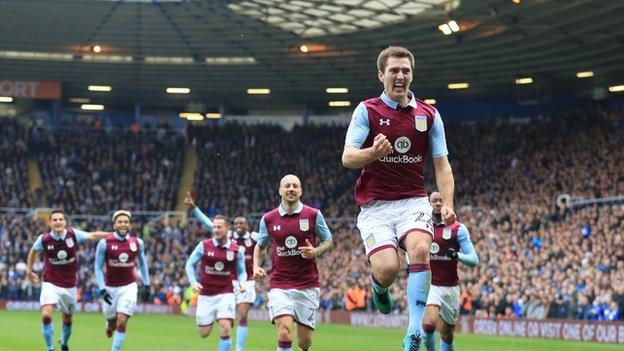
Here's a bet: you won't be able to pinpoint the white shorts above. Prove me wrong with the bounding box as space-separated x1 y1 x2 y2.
358 197 433 256
102 283 138 320
426 285 460 325
196 293 236 326
233 280 257 305
268 288 320 330
40 282 76 315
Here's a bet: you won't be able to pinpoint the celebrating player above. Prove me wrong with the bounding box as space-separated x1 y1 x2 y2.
185 215 247 351
342 46 456 350
423 192 479 351
26 209 108 351
253 174 333 351
94 210 150 351
228 216 258 351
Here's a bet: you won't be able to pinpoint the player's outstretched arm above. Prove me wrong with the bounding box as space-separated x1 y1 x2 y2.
185 191 214 232
86 231 110 241
456 224 479 267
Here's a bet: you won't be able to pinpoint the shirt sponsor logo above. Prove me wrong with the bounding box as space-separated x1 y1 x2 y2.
378 154 423 164
119 253 129 263
430 243 440 254
394 136 411 153
57 250 68 260
205 264 230 276
276 247 301 257
431 254 452 261
285 236 298 249
415 115 427 132
299 219 310 231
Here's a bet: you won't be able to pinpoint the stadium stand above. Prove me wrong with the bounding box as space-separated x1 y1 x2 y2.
0 105 623 322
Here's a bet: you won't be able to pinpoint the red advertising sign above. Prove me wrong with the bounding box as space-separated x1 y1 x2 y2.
0 79 61 99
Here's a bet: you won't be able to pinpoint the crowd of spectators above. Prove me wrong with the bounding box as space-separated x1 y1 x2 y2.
33 128 185 213
1 105 623 322
189 122 354 219
0 118 32 207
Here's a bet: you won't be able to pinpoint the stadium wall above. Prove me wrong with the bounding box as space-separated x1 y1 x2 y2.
3 300 622 344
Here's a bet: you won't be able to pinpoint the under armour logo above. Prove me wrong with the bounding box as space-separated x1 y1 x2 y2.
47 245 54 250
207 251 215 257
273 225 281 231
379 119 390 126
111 245 118 250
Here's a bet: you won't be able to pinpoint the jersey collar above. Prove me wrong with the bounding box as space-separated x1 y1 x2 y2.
380 91 417 110
278 201 304 217
114 232 129 241
49 229 67 241
212 237 231 248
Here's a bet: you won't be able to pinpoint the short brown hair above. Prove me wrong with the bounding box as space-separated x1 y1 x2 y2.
49 209 65 219
213 215 230 227
377 46 415 73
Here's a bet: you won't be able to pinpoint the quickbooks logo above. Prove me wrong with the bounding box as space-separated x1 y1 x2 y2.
379 154 423 164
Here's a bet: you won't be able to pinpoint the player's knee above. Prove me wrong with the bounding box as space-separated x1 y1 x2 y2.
423 323 436 334
374 264 399 286
62 315 72 325
42 315 52 325
238 315 248 326
197 328 211 338
220 323 232 337
116 324 126 333
408 241 430 262
277 324 292 341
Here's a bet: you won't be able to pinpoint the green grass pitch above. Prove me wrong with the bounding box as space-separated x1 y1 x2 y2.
0 310 620 351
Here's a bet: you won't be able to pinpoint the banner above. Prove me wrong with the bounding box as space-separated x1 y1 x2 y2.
0 79 61 99
460 316 624 344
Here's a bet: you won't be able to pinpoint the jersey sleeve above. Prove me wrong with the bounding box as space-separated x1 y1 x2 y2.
94 239 107 290
32 234 43 251
193 207 214 233
256 217 271 246
314 211 332 241
73 229 90 243
344 102 370 148
137 239 150 286
429 109 449 159
457 224 479 267
185 242 204 285
236 248 247 283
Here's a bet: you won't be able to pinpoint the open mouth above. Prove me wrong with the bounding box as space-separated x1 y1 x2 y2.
393 82 405 90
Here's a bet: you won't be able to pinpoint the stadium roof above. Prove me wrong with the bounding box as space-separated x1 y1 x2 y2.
0 0 623 111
